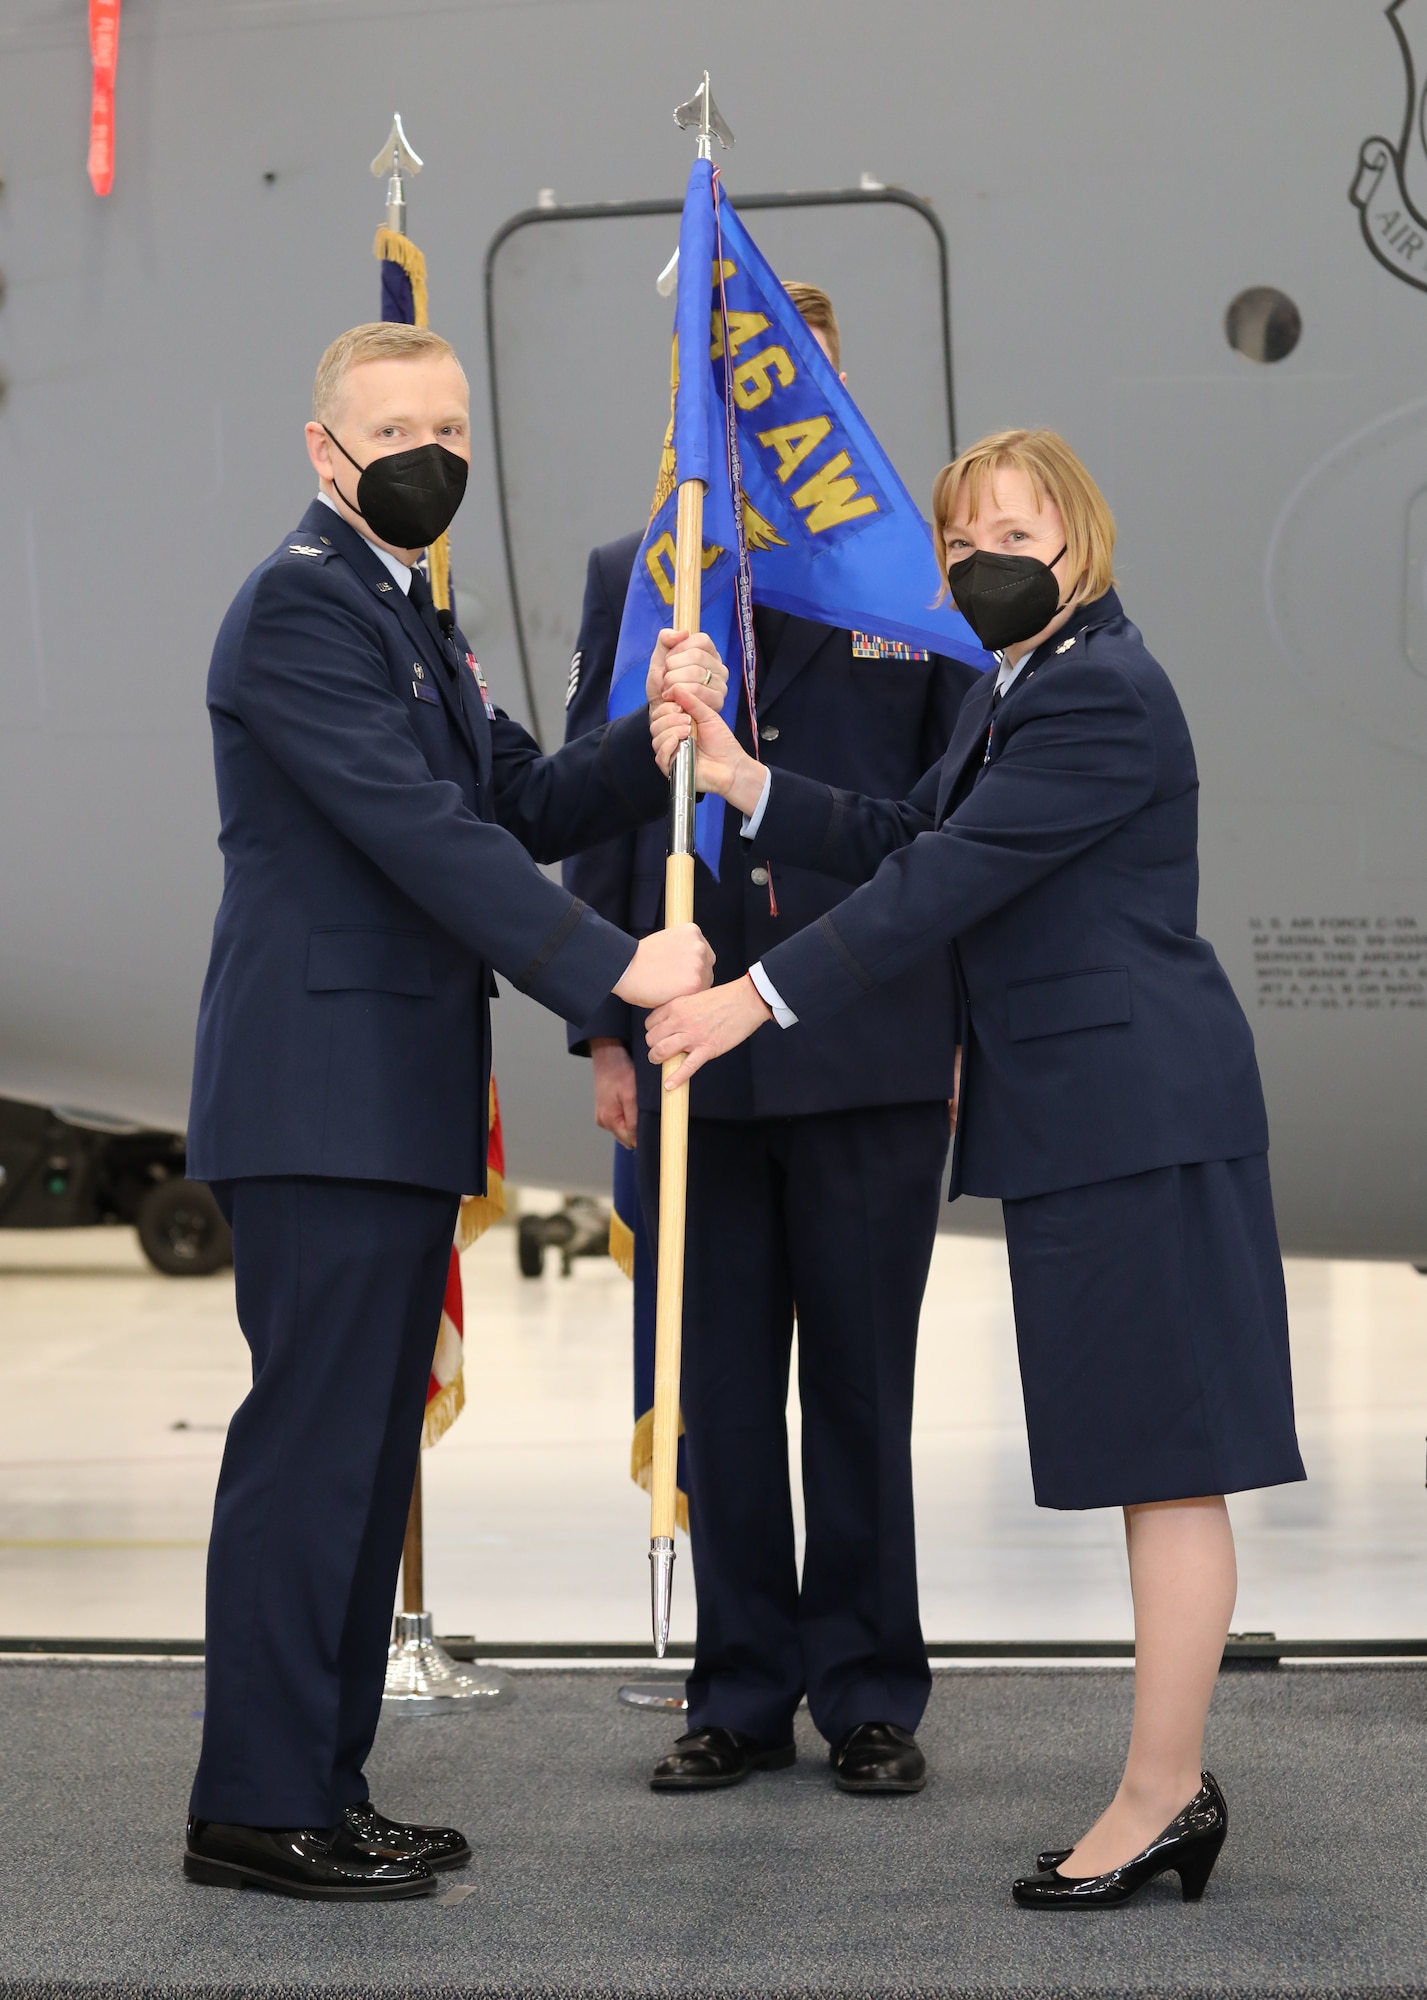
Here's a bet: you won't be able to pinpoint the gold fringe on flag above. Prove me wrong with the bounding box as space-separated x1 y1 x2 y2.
422 1370 465 1450
629 1407 689 1535
608 1204 636 1279
458 1077 506 1247
427 531 452 615
373 226 452 615
373 224 429 327
458 1173 504 1249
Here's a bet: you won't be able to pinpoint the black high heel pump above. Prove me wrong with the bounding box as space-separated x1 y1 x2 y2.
1012 1772 1227 1908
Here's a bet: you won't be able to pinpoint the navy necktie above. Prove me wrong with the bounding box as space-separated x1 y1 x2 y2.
408 568 455 676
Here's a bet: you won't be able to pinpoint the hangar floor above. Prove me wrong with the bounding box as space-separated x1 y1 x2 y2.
4 1658 1427 1999
1 1213 1424 1650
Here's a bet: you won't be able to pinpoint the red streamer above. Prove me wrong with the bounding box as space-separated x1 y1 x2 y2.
88 0 120 197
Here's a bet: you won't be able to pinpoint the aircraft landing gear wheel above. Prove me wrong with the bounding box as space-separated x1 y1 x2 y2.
517 1214 546 1279
136 1178 233 1276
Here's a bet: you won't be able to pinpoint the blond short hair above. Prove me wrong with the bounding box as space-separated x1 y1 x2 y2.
312 322 464 425
784 281 841 372
931 428 1116 605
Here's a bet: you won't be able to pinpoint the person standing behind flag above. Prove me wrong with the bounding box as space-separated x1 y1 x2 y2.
181 321 718 1901
564 285 981 1795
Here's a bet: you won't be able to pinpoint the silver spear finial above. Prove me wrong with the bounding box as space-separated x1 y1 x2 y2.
370 113 423 236
673 71 734 161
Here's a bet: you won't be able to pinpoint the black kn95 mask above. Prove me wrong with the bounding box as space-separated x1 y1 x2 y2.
947 544 1067 652
324 428 469 549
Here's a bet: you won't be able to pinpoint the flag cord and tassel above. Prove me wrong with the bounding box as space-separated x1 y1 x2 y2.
711 168 777 918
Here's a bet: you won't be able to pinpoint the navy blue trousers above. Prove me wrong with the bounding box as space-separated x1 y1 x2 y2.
637 1103 948 1744
191 1176 459 1826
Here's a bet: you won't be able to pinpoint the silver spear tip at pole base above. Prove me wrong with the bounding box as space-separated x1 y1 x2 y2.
650 1536 676 1656
673 72 734 160
370 113 423 235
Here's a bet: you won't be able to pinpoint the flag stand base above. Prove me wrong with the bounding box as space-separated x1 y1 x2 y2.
382 1611 514 1713
617 1678 688 1711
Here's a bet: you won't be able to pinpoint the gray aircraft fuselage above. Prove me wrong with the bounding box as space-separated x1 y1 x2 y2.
1 0 1423 1260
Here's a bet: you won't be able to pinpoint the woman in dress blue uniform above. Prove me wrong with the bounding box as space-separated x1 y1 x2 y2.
643 429 1306 1909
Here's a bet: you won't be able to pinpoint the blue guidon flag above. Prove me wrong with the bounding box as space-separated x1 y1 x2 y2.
608 156 992 876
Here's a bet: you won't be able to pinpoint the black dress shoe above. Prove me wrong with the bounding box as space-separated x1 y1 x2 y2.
1012 1771 1228 1908
344 1800 471 1870
650 1725 796 1790
830 1721 927 1794
183 1815 438 1899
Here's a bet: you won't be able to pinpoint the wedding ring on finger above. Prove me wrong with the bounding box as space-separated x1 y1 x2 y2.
702 668 713 685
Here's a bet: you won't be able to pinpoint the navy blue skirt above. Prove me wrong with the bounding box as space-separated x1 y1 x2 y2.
1001 1154 1306 1510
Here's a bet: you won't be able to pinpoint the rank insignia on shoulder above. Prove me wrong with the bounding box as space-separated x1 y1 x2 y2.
287 543 324 558
468 652 497 719
566 650 582 708
1054 636 1077 654
851 630 930 662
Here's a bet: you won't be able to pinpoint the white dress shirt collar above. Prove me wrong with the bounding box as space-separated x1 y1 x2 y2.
993 649 1030 698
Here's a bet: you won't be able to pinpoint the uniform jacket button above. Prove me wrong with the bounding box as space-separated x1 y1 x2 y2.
759 724 780 741
750 866 769 886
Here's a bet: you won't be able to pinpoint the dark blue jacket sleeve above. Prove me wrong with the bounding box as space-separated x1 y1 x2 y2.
561 539 647 1054
751 762 939 883
489 705 666 863
231 563 648 1025
759 658 1157 1025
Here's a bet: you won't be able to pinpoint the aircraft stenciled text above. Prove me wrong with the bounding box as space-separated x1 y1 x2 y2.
1250 915 1427 1009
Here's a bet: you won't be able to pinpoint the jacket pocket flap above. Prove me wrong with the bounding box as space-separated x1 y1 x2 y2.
1006 966 1131 1041
306 928 433 997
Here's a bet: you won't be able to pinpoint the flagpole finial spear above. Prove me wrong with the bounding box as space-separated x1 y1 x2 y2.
658 76 733 291
673 71 734 160
370 113 423 236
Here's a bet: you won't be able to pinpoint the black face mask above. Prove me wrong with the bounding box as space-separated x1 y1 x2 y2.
323 427 468 549
946 544 1067 652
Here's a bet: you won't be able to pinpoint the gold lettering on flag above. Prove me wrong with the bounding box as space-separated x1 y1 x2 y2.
756 416 834 485
792 450 880 533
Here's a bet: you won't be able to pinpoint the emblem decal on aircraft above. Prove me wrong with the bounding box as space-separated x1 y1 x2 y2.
1351 0 1427 291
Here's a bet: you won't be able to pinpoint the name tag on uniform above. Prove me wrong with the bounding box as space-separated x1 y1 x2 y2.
413 680 440 706
851 630 930 662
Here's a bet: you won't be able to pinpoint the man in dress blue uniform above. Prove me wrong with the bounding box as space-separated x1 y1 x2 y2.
563 287 980 1795
181 322 714 1900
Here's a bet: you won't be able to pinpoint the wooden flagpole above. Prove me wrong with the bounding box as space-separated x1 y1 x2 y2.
648 481 704 1652
648 72 733 1655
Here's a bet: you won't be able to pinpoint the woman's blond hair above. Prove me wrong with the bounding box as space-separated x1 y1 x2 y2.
931 428 1116 606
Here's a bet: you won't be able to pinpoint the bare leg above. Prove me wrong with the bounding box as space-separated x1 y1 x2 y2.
1062 1495 1236 1878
